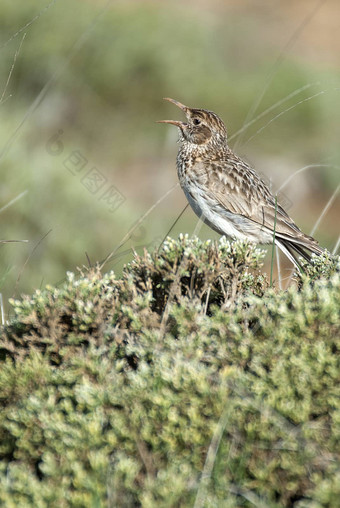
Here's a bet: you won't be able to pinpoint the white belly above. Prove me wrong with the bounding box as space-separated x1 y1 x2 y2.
182 184 272 244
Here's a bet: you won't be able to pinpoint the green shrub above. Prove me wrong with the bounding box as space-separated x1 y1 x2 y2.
0 237 339 507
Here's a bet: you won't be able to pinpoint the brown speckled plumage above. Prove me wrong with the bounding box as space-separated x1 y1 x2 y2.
159 98 325 270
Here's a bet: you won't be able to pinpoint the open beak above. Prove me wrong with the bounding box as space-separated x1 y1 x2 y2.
157 119 184 127
163 97 189 112
157 97 189 127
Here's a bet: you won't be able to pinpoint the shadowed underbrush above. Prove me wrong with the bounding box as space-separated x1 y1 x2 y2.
0 236 339 507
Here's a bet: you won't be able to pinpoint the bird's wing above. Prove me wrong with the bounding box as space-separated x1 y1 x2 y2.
196 155 321 249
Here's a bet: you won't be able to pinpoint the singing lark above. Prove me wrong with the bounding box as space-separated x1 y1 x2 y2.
159 97 325 270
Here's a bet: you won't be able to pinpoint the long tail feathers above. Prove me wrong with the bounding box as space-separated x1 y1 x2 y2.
275 237 325 273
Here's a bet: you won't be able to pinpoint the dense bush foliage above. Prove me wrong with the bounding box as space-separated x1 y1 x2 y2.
0 237 339 507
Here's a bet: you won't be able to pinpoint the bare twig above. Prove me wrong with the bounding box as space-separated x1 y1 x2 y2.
0 0 58 51
270 196 278 287
276 164 338 195
243 89 328 147
157 203 189 253
13 229 52 298
100 182 179 270
1 33 26 105
0 0 114 163
193 402 232 508
276 246 282 290
229 83 316 143
0 240 28 244
229 484 270 508
0 294 5 326
310 183 340 236
0 190 28 215
332 235 340 256
234 0 327 150
203 287 211 315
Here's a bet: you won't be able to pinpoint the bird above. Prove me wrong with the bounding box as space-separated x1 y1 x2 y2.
158 97 325 271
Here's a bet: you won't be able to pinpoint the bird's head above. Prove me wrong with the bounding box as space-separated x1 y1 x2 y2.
158 98 227 149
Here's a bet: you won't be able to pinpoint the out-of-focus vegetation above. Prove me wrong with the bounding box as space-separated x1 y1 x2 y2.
0 0 339 302
0 237 339 506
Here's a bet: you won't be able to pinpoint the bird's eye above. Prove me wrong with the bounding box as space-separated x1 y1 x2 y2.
193 118 201 125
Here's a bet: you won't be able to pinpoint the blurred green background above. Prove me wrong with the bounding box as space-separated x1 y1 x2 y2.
0 0 339 305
